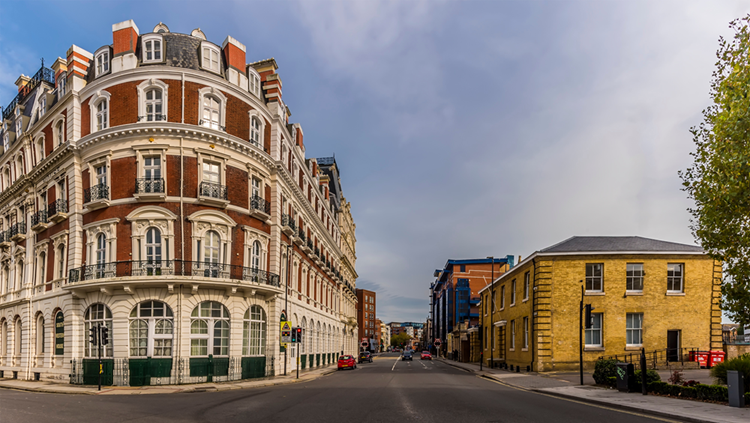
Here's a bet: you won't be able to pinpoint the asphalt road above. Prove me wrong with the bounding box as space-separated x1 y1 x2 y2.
0 353 674 423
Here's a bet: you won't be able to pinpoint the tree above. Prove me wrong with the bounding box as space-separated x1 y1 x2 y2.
681 15 750 326
390 333 411 348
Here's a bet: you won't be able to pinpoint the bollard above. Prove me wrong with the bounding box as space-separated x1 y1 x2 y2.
728 370 745 408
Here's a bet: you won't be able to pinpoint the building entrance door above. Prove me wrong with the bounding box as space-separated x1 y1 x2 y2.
667 330 680 362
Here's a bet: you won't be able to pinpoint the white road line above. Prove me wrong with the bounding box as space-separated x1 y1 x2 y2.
420 361 426 368
392 357 399 371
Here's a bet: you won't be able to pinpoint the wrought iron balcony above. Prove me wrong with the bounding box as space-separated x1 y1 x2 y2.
199 181 228 200
250 195 270 218
10 222 26 241
68 260 281 287
307 239 314 251
137 114 167 122
281 214 296 236
47 199 68 223
297 229 306 243
135 178 165 194
31 210 48 231
314 246 320 258
84 183 109 203
0 230 9 245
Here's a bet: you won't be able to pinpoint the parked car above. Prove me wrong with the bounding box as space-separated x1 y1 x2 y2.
338 355 357 370
402 352 413 361
420 351 432 360
358 351 373 363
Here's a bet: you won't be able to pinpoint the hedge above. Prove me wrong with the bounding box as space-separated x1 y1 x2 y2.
647 381 750 403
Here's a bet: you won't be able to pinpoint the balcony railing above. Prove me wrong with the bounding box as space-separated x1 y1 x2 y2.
297 229 306 243
135 178 165 194
314 247 320 258
68 260 281 287
84 183 109 203
199 181 227 200
0 231 8 244
137 114 167 122
31 210 48 226
281 214 297 232
307 239 313 251
9 222 26 237
48 199 68 216
250 195 270 215
3 65 54 121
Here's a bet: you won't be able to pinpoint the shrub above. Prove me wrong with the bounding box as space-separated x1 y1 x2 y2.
647 381 728 401
682 380 698 387
710 353 750 385
634 369 661 384
593 359 618 386
668 369 684 385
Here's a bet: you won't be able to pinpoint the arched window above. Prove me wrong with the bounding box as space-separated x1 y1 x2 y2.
190 302 229 357
14 318 22 358
56 120 64 146
96 99 108 131
144 227 162 275
37 252 46 285
242 305 266 356
36 137 45 163
129 301 173 357
250 117 261 147
16 260 24 287
144 89 163 121
202 95 220 130
36 315 44 355
57 244 65 280
251 241 261 270
0 319 7 364
301 318 307 355
85 304 112 357
3 264 9 293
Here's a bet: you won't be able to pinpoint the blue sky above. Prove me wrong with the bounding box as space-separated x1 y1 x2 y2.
1 0 748 323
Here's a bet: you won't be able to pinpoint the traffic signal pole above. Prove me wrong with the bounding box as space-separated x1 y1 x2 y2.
97 324 102 392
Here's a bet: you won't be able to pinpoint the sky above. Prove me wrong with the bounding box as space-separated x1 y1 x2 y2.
1 0 748 323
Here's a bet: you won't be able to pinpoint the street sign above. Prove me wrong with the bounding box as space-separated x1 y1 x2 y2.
434 339 442 346
280 321 292 344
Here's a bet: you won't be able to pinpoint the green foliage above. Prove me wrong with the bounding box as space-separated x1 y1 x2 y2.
647 381 730 401
679 15 750 326
634 369 661 384
710 353 750 384
390 333 411 348
593 359 618 386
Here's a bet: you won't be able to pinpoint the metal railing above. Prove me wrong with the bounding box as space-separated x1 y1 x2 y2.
68 260 281 287
31 210 48 227
297 229 306 243
598 347 701 369
250 195 270 215
281 214 296 232
135 178 165 194
84 183 109 203
307 239 314 251
137 114 167 122
48 199 68 216
0 231 8 243
9 222 26 237
199 181 227 200
314 247 320 258
3 65 54 121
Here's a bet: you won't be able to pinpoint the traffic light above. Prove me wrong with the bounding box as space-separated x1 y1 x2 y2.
295 327 302 343
290 327 298 343
89 326 98 346
101 326 109 345
584 304 594 329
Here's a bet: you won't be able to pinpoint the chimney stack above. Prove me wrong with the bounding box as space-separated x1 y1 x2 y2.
222 36 248 90
112 19 139 73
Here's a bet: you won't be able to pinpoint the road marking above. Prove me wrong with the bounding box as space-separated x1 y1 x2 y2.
392 357 399 371
477 375 680 423
420 361 426 368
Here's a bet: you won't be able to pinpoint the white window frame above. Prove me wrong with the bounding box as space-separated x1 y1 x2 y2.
248 111 265 148
137 79 169 122
141 34 164 64
523 317 529 349
510 319 515 350
187 210 236 265
57 73 66 99
51 230 69 282
88 90 111 134
82 218 119 269
53 117 65 147
627 263 644 292
126 206 177 265
35 136 45 164
242 226 269 271
243 305 267 356
200 42 221 74
585 313 603 348
129 300 174 358
35 244 48 286
190 301 230 357
15 119 22 136
510 279 516 306
248 68 261 98
585 263 603 292
84 304 113 357
132 145 168 195
39 96 46 119
94 47 111 77
667 263 684 293
626 313 643 347
523 271 530 301
198 87 226 131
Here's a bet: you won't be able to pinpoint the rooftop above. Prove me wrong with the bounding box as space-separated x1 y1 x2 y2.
540 236 704 253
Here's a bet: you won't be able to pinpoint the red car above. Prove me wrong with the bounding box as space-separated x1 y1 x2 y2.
338 355 357 370
421 351 432 360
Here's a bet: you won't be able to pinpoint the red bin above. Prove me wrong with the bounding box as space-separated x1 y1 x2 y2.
695 351 710 368
709 351 726 368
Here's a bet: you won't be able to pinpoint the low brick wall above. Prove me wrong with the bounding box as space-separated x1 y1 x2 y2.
723 343 750 360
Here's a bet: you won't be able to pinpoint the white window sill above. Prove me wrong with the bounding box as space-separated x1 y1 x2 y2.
521 348 528 352
585 291 605 296
625 345 642 351
625 291 643 296
522 298 529 303
510 303 516 307
666 292 685 296
509 348 515 352
584 346 604 351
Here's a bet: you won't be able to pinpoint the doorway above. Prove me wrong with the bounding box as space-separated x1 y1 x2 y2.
667 330 680 362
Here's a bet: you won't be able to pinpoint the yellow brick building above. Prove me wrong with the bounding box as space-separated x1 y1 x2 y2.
479 236 722 372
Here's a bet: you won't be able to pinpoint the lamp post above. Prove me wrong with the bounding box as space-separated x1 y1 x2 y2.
488 257 495 368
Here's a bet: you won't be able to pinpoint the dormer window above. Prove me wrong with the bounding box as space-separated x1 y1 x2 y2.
15 119 22 135
39 97 46 118
15 108 20 118
142 35 163 63
201 43 220 73
248 70 261 98
57 74 66 98
95 48 110 77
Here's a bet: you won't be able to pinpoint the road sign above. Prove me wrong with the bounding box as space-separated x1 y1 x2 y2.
280 321 292 344
434 339 442 346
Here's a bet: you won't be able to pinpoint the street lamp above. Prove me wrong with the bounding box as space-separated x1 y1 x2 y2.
487 256 495 369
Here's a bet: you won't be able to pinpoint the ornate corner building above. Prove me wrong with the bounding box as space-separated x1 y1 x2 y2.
0 20 358 385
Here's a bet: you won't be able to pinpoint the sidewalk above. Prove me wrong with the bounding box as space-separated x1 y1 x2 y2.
438 358 750 423
0 366 338 395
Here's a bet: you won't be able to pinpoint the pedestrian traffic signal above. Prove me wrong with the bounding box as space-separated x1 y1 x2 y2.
584 304 594 329
101 326 109 345
89 326 98 346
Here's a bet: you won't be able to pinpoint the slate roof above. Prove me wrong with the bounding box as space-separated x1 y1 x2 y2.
540 236 704 253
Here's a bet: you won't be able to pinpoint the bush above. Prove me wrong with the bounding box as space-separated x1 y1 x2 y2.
593 359 618 386
647 381 728 401
668 369 684 385
710 353 750 385
634 369 661 384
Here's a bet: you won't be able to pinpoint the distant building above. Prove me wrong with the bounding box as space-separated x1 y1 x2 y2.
479 236 722 371
356 289 377 352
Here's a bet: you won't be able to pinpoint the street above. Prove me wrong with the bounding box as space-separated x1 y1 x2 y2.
0 353 672 423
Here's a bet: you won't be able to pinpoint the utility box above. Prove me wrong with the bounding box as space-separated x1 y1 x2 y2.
728 370 745 408
616 362 635 393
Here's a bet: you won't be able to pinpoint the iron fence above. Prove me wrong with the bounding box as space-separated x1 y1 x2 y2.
251 195 270 215
70 355 277 386
9 222 26 237
598 347 700 369
68 260 280 287
31 210 48 227
135 178 165 194
84 183 109 203
3 65 54 121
